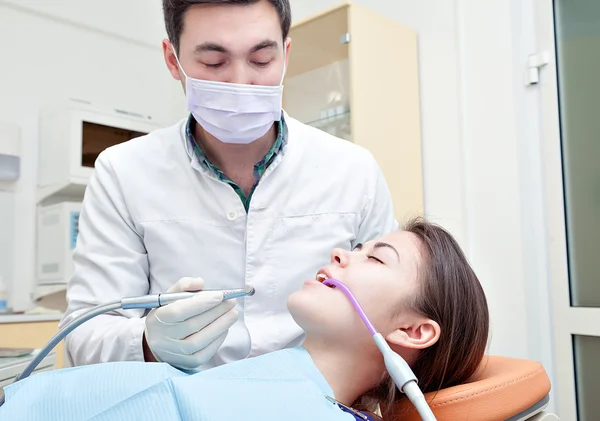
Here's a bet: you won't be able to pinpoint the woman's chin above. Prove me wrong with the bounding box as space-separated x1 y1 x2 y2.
288 290 336 331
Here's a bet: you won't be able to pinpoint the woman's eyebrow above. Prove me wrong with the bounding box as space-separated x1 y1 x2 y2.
373 242 400 261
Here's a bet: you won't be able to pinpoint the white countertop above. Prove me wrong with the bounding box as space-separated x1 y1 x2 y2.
0 350 57 387
0 313 63 324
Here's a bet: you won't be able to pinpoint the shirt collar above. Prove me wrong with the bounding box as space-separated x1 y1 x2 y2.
185 113 287 172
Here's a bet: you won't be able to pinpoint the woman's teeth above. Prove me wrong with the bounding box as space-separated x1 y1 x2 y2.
316 273 335 288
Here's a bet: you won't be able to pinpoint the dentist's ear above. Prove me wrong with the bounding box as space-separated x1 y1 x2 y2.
386 318 441 350
284 37 292 67
162 39 184 82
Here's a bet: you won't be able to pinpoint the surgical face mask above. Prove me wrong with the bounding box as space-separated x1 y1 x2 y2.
172 46 286 145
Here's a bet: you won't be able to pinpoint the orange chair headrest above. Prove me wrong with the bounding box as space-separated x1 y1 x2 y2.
392 355 551 421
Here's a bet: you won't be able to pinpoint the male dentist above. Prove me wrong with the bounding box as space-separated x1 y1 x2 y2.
60 0 398 371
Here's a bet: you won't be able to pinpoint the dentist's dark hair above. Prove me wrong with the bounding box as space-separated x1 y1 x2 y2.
356 218 490 420
162 0 292 53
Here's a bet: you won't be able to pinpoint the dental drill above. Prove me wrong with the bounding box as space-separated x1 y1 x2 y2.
323 278 437 421
0 286 255 408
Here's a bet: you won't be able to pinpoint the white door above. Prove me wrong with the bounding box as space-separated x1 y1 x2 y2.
536 1 600 420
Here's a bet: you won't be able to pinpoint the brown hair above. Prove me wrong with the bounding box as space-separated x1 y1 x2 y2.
162 0 292 53
357 218 490 419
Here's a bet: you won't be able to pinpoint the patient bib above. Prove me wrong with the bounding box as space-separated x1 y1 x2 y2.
0 347 358 421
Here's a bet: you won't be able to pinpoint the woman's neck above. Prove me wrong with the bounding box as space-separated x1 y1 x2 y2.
302 338 384 406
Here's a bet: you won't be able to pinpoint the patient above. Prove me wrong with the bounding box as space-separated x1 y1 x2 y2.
0 218 489 421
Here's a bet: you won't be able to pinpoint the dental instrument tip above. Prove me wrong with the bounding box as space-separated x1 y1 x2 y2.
244 285 255 296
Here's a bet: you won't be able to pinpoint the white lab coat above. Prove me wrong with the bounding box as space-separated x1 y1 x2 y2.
60 113 398 368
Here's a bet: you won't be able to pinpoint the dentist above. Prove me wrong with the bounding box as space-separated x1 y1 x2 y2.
60 0 398 371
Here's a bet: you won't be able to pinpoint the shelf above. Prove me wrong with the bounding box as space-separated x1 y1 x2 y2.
305 111 350 128
304 111 351 141
37 180 87 206
32 284 67 301
0 313 63 324
286 3 350 79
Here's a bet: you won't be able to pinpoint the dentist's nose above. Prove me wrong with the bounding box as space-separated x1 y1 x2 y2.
331 248 350 268
228 62 251 85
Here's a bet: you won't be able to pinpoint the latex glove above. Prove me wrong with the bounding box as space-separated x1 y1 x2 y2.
144 277 238 370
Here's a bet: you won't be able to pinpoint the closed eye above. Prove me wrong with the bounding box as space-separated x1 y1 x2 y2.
367 254 384 264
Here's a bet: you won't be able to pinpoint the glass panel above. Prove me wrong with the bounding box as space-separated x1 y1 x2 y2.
284 60 351 141
282 6 352 141
554 0 600 307
81 122 146 168
573 335 600 420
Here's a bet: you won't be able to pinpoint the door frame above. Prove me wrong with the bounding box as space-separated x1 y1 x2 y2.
535 1 600 420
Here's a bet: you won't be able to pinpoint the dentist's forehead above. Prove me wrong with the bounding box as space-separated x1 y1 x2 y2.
181 3 283 50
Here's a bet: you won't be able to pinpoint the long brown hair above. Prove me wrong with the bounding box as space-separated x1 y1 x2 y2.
356 218 490 419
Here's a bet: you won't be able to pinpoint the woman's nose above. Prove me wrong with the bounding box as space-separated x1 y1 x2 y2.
330 248 349 267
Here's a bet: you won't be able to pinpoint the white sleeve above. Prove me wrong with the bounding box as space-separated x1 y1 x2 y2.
59 151 149 366
352 154 400 248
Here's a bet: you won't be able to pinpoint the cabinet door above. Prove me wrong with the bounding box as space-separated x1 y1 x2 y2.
283 4 423 221
348 4 423 220
0 322 64 368
284 4 351 141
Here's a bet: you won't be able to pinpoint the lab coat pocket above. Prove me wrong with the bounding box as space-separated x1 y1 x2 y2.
141 218 246 291
258 212 359 308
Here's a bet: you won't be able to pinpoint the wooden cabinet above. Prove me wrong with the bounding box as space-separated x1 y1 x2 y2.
284 1 424 221
0 317 64 369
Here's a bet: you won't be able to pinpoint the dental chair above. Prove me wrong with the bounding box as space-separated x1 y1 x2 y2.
389 355 559 421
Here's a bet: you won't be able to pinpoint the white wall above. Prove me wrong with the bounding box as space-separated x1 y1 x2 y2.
0 0 187 311
291 0 556 409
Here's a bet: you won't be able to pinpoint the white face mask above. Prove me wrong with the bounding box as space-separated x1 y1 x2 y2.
172 45 286 145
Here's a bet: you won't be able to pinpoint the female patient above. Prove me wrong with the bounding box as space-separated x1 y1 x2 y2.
0 218 489 421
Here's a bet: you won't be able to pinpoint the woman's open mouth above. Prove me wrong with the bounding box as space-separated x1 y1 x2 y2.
316 271 335 288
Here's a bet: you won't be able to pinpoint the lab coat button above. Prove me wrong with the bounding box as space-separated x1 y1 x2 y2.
227 212 237 221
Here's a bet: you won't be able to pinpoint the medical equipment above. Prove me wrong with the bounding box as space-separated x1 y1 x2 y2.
0 121 20 183
37 101 159 205
36 201 81 288
0 285 254 408
323 278 436 421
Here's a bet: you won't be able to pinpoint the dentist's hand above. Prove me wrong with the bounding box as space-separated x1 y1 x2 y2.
143 277 238 370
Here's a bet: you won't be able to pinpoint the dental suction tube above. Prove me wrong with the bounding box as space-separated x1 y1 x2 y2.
0 286 255 408
322 278 437 421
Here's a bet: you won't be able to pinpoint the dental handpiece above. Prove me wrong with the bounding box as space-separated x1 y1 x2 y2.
0 285 256 394
121 285 255 310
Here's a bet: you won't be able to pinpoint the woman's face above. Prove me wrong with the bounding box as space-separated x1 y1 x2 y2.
288 230 424 345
